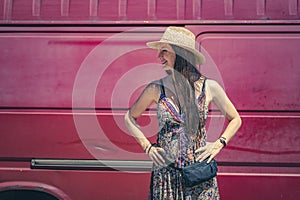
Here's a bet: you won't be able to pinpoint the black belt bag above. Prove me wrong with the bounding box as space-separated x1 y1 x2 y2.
169 158 218 188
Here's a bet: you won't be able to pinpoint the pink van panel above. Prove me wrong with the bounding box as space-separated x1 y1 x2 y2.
0 23 299 200
1 0 299 24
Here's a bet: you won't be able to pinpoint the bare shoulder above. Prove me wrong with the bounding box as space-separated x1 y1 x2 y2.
205 79 225 102
142 79 161 103
206 79 221 88
146 80 161 92
206 79 225 92
129 79 162 118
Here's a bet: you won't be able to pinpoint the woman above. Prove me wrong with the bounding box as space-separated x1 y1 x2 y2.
125 26 242 199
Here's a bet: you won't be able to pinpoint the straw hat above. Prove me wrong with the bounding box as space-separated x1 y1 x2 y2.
146 26 205 65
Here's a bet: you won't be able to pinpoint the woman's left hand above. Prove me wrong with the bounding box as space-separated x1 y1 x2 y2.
195 141 224 163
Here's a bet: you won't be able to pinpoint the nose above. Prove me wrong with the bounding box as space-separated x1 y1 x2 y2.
158 51 164 61
158 51 162 58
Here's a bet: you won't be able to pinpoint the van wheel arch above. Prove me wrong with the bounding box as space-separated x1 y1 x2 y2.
0 181 71 200
0 189 59 200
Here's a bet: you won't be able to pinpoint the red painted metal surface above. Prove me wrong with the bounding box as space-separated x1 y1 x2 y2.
0 0 300 24
0 167 151 200
0 25 299 200
0 1 300 200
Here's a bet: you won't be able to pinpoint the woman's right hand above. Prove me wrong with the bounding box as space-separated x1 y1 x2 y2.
148 146 167 166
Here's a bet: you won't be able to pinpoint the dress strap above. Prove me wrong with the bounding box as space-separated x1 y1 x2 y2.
202 78 207 94
198 77 207 101
159 79 166 98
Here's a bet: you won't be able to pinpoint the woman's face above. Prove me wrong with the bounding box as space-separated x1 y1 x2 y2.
157 43 176 72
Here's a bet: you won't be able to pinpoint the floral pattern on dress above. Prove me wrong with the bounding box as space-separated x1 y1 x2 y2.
149 76 220 200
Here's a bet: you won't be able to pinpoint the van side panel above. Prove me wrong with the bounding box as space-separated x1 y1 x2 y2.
0 0 299 199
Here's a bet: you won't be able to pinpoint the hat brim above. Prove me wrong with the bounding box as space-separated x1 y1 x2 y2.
146 41 206 65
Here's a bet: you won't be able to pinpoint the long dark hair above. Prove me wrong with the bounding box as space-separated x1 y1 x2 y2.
171 44 202 138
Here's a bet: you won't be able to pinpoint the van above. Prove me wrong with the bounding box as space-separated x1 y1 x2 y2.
0 0 299 199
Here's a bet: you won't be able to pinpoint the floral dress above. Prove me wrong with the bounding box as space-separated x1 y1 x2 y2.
149 76 220 200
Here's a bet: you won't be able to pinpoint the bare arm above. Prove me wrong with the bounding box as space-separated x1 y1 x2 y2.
209 79 242 143
196 79 242 163
124 82 166 166
125 83 158 151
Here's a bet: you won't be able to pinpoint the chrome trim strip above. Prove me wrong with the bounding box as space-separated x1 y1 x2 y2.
31 159 300 172
31 159 153 171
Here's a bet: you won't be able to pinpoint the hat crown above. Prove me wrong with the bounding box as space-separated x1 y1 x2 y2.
146 26 205 64
160 26 196 50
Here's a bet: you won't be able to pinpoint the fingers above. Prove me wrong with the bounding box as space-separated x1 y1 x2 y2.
196 141 221 163
149 147 166 166
156 147 166 154
196 151 210 162
207 155 214 163
197 151 217 163
149 141 222 166
195 146 205 153
195 141 213 153
195 144 210 162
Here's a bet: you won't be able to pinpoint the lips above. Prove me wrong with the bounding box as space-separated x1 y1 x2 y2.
162 60 167 65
